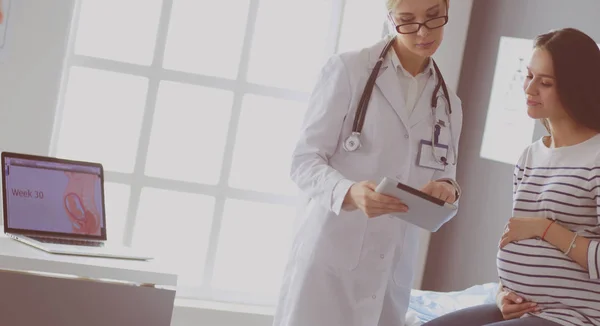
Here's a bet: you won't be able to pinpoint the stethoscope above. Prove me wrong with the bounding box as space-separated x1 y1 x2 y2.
343 36 457 166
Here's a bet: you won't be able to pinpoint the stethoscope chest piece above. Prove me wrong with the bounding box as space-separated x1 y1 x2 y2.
343 132 361 152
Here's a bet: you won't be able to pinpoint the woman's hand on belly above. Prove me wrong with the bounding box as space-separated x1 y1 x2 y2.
499 217 549 248
496 288 539 320
342 180 409 218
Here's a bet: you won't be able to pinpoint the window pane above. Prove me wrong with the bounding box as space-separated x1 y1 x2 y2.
103 182 131 245
162 0 250 78
337 0 385 53
145 81 233 184
55 67 147 173
133 188 215 287
211 199 295 296
74 0 163 65
246 0 333 92
228 95 305 195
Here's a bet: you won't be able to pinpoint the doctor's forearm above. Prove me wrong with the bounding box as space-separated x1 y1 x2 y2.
290 155 354 213
334 178 357 213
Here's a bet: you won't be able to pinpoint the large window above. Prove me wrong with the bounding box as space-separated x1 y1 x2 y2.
51 0 386 306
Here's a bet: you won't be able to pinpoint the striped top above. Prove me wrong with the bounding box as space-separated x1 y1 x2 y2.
497 134 600 326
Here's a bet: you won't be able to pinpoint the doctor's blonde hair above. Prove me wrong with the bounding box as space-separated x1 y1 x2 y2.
386 0 449 11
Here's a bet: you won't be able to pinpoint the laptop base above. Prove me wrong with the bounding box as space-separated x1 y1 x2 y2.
8 234 153 261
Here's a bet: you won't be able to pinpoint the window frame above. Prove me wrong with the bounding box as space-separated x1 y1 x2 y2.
49 0 387 306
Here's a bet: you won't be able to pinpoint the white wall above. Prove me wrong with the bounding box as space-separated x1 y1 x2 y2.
434 0 474 92
0 0 73 155
0 0 473 325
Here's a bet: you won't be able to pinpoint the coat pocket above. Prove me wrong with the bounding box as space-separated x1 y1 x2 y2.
315 209 368 271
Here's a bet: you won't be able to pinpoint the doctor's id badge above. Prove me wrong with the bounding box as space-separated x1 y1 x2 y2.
417 140 448 171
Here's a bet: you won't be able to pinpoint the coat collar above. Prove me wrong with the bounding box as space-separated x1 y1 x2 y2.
367 34 435 75
367 35 395 69
366 35 442 129
364 35 406 127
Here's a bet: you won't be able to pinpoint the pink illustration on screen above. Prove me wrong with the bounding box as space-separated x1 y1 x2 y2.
63 171 101 235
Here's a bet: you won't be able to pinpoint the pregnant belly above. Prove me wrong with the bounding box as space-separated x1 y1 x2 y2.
496 239 590 302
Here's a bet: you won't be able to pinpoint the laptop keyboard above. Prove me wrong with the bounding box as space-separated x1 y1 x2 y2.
29 236 103 247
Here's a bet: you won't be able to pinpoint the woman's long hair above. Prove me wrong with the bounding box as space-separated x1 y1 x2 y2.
534 28 600 133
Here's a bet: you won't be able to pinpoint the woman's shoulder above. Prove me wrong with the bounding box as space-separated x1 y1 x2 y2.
335 37 391 68
513 140 541 169
445 86 462 115
315 37 391 89
519 134 600 168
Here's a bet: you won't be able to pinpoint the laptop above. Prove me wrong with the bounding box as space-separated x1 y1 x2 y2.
1 151 153 261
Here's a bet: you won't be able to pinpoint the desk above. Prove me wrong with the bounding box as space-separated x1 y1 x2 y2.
0 235 178 326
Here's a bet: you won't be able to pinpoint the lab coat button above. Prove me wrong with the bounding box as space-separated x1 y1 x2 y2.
372 295 377 299
404 134 409 139
380 254 385 259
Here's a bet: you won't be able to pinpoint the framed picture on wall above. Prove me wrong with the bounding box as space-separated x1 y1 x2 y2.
480 36 537 166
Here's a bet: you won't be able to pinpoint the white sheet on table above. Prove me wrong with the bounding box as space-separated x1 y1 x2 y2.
406 282 500 325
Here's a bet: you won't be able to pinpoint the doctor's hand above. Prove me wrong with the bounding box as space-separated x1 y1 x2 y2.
420 181 456 203
496 287 538 320
342 181 408 218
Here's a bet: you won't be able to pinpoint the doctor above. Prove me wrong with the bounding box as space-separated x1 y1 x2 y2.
273 0 463 325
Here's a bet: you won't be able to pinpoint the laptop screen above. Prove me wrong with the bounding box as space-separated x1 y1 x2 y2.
2 153 107 240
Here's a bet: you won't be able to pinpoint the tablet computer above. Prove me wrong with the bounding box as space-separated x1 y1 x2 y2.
374 177 457 232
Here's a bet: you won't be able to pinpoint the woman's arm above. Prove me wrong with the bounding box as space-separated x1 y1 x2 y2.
541 221 592 272
503 168 600 277
290 54 354 215
543 166 600 277
544 158 600 277
501 217 596 274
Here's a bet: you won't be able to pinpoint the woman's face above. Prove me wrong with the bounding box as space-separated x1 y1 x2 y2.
523 47 568 122
389 0 447 58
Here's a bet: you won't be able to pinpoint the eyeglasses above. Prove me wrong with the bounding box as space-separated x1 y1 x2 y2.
391 15 448 34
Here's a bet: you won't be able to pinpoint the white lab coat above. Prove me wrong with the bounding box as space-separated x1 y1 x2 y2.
273 36 464 326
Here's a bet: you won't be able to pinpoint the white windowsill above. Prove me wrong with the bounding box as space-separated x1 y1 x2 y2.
174 298 276 316
0 225 274 317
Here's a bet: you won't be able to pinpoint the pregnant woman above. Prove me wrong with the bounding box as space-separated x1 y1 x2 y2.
422 27 600 326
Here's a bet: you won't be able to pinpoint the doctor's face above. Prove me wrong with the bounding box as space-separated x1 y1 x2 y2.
523 48 568 121
389 0 448 58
